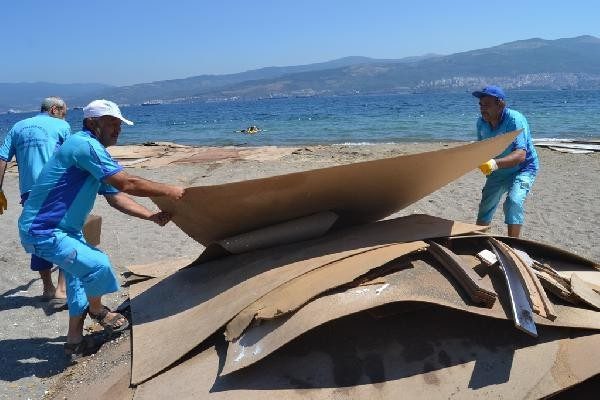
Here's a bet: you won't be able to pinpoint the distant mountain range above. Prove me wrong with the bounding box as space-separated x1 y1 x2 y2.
2 35 600 113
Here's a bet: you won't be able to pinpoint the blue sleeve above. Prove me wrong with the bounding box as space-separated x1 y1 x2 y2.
98 183 119 195
0 129 16 161
58 122 71 145
76 140 123 181
509 114 528 151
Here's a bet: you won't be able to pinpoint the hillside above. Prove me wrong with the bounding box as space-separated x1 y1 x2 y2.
2 35 600 112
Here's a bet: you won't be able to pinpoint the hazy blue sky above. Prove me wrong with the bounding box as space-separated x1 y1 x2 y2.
2 0 598 86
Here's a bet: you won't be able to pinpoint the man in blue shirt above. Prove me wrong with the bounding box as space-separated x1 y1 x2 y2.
0 97 70 301
472 85 539 238
19 99 185 357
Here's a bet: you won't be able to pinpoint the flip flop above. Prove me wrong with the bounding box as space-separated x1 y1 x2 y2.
88 306 130 334
48 297 68 311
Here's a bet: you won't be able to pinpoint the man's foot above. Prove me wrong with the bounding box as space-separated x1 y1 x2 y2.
41 287 57 301
64 336 103 360
88 306 130 333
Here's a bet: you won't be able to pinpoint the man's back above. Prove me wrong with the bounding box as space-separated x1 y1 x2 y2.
19 130 121 239
0 113 71 196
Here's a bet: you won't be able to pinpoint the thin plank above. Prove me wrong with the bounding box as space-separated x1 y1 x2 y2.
427 241 496 307
488 238 537 337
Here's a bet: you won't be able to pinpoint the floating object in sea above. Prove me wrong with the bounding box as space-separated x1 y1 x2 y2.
237 126 261 134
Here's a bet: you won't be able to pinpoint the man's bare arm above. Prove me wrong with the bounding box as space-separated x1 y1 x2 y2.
495 149 526 169
104 171 184 200
104 192 172 226
0 159 7 190
0 160 8 214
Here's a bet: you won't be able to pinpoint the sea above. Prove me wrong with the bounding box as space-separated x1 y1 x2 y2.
2 90 600 146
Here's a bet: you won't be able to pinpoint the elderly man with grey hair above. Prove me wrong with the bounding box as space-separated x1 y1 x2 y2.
0 96 71 304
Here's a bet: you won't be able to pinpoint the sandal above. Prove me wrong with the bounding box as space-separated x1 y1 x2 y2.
88 306 130 333
64 336 102 359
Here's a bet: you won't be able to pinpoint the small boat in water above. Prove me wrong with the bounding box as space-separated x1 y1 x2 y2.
141 100 163 106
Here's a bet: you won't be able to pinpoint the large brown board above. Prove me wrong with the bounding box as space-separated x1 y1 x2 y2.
152 131 519 245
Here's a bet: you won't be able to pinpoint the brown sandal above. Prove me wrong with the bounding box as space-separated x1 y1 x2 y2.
88 306 130 333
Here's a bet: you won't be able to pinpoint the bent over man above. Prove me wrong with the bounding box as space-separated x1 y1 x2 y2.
18 100 185 357
0 96 70 301
472 85 539 238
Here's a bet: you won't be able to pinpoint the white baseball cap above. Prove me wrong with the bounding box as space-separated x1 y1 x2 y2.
83 99 134 125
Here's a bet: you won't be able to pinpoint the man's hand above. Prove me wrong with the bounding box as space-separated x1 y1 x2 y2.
148 211 173 226
165 185 185 201
478 159 498 176
0 190 7 215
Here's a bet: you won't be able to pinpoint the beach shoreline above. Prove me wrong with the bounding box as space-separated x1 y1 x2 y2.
0 142 598 399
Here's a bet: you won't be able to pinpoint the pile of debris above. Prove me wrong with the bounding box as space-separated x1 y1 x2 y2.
109 130 600 398
107 142 296 167
533 138 600 154
125 215 600 399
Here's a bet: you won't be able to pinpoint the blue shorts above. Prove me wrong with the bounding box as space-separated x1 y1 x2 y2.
477 172 536 225
21 232 119 316
30 254 53 271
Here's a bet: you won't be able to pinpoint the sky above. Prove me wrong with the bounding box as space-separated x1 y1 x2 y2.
2 0 599 86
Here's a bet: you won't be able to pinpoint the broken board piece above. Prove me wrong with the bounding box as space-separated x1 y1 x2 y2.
533 269 578 305
571 273 600 310
477 249 497 266
488 238 537 337
225 241 428 341
492 239 556 321
427 241 496 307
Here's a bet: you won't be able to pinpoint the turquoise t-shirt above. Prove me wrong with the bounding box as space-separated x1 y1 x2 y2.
0 113 71 196
19 130 121 239
476 108 539 177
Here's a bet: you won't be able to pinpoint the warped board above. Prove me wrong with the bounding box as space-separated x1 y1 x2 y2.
126 257 197 278
151 131 519 245
222 259 600 375
129 215 484 384
134 306 600 400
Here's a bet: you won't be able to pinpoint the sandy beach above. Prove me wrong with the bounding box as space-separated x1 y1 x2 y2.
0 142 598 399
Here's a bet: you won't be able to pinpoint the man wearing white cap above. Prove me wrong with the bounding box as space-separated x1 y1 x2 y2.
18 99 185 358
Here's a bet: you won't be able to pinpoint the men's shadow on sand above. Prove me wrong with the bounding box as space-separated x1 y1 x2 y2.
0 279 65 316
0 336 71 381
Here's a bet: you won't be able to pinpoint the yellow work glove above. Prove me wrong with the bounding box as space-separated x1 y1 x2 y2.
478 159 498 176
0 190 7 215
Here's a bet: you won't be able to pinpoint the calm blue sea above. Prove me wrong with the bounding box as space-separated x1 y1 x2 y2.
2 90 600 146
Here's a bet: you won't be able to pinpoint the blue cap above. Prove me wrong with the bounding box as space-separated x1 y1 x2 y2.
472 85 506 100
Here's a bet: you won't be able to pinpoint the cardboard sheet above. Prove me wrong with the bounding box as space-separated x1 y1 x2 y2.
126 257 197 278
151 131 519 245
571 273 600 310
129 214 484 384
225 241 428 341
222 259 600 374
82 214 102 246
134 307 600 400
216 211 339 255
